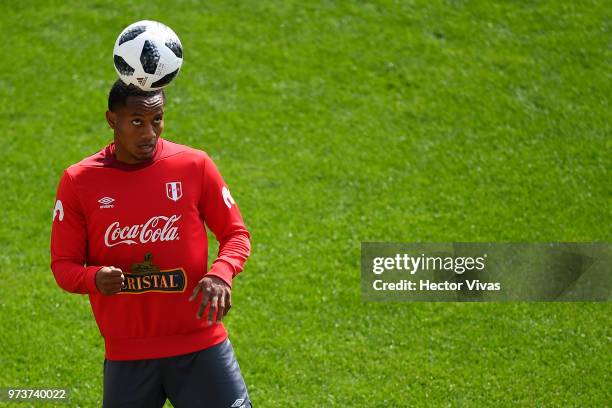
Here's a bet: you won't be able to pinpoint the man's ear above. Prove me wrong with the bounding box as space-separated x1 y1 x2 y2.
105 110 116 130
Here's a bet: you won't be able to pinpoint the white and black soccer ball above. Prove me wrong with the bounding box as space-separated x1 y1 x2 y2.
113 20 183 91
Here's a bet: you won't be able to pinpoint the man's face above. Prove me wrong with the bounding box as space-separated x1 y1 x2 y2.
105 94 165 164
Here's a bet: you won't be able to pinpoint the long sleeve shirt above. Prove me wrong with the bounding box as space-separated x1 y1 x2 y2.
50 137 250 360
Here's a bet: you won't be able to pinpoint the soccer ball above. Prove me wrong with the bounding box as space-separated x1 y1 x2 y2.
113 20 183 91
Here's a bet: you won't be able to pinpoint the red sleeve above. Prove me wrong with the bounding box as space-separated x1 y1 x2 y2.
198 154 251 288
50 171 102 294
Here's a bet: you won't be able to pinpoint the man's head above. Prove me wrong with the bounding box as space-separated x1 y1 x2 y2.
106 80 166 164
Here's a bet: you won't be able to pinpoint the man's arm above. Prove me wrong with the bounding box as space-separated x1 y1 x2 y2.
198 154 251 287
189 154 251 324
50 171 107 294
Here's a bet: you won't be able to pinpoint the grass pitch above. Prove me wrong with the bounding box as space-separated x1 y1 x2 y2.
0 1 610 406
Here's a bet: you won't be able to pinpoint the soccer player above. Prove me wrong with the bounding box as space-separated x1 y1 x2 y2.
50 80 252 408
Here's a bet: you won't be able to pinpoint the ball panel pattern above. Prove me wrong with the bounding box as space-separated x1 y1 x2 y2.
113 55 135 76
150 68 179 88
117 26 146 46
165 40 183 58
140 40 160 75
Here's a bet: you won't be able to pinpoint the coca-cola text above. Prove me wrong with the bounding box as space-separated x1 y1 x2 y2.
104 215 181 247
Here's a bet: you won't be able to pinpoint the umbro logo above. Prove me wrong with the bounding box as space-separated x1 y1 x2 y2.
230 399 245 408
98 196 115 209
222 186 235 209
53 200 64 222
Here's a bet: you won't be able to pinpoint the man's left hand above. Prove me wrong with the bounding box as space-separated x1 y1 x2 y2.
189 275 231 325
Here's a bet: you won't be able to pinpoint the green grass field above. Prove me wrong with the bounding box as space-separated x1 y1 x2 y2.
1 0 610 406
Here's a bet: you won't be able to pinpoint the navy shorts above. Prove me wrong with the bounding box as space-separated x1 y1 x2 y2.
103 339 252 408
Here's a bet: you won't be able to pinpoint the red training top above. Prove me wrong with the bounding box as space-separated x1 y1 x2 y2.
50 138 250 361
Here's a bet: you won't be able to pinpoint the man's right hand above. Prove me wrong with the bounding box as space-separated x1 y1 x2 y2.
95 266 124 295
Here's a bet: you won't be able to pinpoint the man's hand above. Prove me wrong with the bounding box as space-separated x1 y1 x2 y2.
189 275 231 325
95 266 124 296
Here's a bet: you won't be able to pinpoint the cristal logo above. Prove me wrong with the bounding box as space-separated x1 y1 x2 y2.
104 215 181 248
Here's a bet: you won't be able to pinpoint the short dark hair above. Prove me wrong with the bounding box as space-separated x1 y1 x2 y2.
108 79 165 112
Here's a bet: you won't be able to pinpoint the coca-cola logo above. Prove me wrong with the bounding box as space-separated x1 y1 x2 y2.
104 215 181 248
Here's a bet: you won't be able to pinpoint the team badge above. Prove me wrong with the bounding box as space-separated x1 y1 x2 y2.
166 182 183 202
